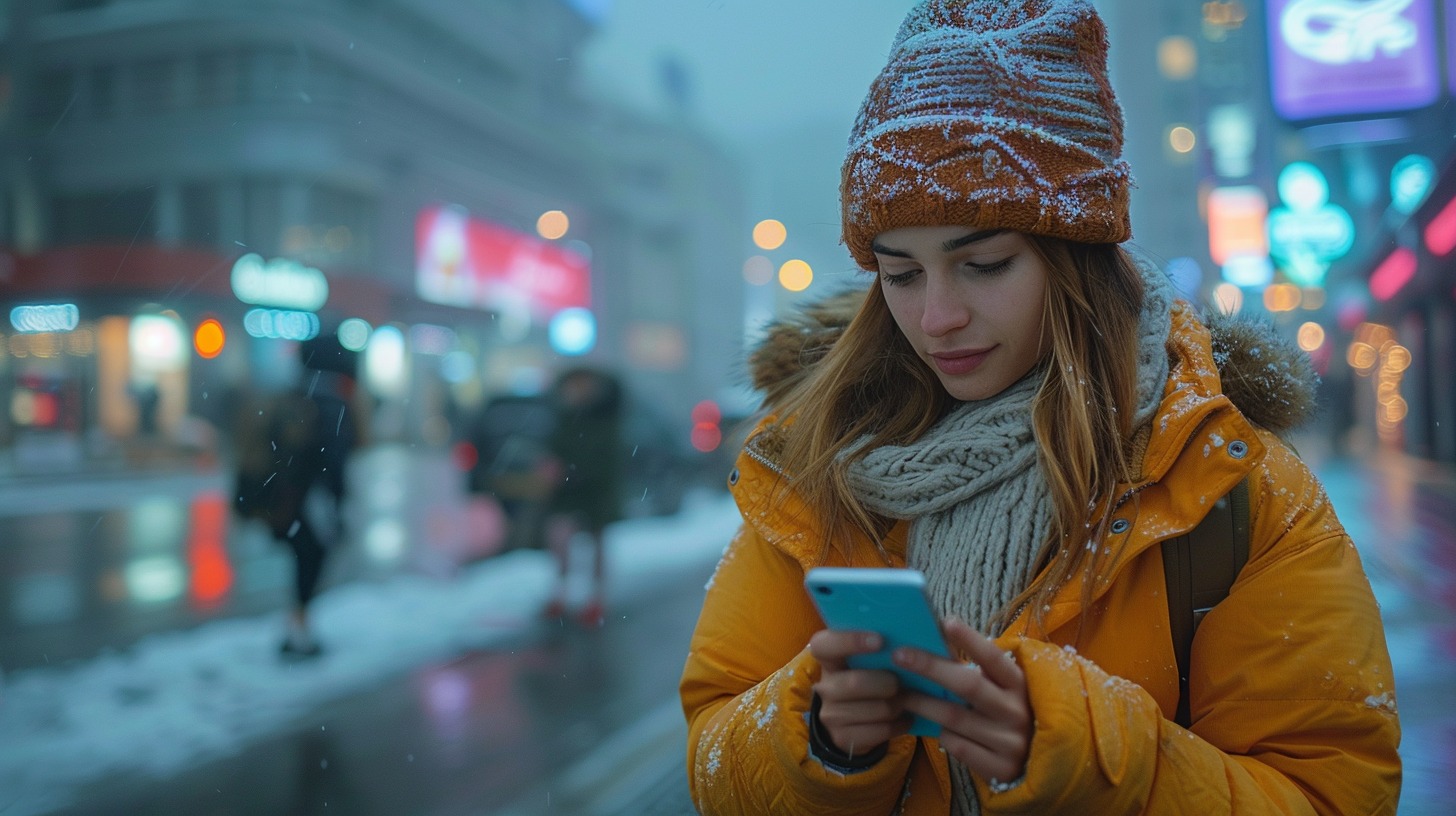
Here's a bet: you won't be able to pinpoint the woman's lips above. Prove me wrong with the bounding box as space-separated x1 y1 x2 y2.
930 347 994 376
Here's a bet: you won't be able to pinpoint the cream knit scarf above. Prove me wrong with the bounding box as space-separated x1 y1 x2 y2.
844 262 1172 815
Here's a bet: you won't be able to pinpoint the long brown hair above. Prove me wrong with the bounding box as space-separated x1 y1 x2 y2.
771 236 1148 632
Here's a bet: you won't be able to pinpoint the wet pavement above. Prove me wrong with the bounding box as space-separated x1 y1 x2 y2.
52 573 707 816
2 437 1454 814
0 445 486 672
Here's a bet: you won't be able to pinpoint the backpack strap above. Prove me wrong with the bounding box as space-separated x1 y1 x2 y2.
1162 477 1250 728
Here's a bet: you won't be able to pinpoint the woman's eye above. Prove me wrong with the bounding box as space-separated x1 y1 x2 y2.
967 257 1014 275
881 269 920 287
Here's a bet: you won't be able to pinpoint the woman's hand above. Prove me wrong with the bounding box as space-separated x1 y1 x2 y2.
809 629 910 757
894 618 1032 784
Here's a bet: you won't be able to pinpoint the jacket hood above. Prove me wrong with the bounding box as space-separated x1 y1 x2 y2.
747 286 1319 434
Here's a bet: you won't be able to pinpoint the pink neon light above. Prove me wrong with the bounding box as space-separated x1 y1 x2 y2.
1424 196 1456 256
1369 247 1417 302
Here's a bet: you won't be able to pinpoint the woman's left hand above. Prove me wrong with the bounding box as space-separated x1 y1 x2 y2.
893 618 1032 784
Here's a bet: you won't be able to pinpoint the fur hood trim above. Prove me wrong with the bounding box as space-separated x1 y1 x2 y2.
748 287 1318 434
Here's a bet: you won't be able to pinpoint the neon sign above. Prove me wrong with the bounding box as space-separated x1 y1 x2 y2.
1281 0 1417 64
415 206 591 319
1268 0 1438 120
243 308 320 341
11 304 80 333
231 254 329 312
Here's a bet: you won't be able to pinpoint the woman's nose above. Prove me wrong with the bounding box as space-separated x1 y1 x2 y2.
920 274 970 337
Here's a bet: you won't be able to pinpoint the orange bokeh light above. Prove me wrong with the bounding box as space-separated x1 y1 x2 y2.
194 319 226 359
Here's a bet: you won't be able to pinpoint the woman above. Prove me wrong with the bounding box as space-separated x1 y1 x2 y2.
679 1 1401 813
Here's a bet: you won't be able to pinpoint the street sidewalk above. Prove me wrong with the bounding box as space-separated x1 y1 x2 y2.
0 489 740 816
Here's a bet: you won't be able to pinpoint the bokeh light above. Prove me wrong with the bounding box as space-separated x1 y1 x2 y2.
193 319 225 359
1169 126 1196 153
779 259 813 292
548 308 596 356
1157 36 1197 80
337 317 372 352
1213 283 1243 315
1296 322 1325 352
537 210 569 240
753 219 787 251
742 255 774 286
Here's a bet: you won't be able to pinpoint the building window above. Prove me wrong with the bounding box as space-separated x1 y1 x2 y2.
195 52 242 107
133 58 178 114
87 66 117 118
181 184 219 246
29 70 76 125
51 189 155 245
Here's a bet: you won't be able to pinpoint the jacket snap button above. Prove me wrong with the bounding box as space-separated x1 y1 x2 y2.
728 468 739 486
1110 519 1131 534
1227 440 1248 459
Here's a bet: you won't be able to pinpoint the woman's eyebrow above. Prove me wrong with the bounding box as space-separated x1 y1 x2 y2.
941 229 1005 252
871 229 1006 258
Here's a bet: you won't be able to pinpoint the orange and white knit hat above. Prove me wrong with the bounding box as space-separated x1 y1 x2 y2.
841 0 1132 270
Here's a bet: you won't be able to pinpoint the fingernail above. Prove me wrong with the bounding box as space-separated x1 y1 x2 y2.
863 633 883 650
893 648 914 666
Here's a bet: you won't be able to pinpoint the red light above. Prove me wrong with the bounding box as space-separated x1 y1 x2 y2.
1424 195 1456 256
1369 248 1417 302
32 392 59 426
690 400 722 426
453 441 479 472
187 492 233 609
691 423 722 453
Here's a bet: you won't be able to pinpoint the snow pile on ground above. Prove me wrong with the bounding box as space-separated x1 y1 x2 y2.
0 491 739 816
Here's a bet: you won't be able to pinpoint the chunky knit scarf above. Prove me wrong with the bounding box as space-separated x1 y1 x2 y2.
844 262 1172 814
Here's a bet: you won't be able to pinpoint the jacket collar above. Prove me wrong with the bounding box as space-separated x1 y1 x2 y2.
730 303 1266 614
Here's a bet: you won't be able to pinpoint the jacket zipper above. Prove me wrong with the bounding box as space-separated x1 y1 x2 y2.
741 440 787 476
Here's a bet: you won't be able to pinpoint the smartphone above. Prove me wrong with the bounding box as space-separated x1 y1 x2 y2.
804 567 962 737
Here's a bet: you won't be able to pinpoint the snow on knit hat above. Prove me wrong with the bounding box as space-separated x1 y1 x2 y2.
841 0 1132 270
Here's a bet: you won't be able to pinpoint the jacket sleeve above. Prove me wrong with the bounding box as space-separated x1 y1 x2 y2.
680 523 918 815
979 438 1401 815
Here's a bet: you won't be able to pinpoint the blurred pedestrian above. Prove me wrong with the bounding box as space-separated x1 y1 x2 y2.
681 2 1400 814
234 334 359 659
540 366 624 627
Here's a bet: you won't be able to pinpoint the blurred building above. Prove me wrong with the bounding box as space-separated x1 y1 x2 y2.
1108 0 1456 466
0 0 745 476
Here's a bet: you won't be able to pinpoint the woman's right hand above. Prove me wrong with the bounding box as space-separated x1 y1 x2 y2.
809 629 910 757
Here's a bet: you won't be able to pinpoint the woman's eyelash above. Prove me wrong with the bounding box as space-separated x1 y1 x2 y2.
881 257 1013 286
969 258 1013 274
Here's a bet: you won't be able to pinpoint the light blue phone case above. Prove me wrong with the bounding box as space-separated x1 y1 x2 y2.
804 567 962 737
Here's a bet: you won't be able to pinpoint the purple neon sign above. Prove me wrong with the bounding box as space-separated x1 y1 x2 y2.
1448 0 1456 95
1267 0 1440 121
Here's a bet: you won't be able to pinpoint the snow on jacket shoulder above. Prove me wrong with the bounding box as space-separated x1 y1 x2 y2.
680 295 1401 815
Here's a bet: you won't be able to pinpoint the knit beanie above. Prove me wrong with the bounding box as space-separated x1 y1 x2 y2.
842 0 1132 271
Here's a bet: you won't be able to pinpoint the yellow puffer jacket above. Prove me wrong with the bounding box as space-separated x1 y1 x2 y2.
681 303 1401 815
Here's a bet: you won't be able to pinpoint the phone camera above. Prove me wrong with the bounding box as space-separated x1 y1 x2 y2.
815 586 832 595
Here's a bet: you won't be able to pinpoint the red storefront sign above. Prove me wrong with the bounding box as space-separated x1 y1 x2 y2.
415 205 590 318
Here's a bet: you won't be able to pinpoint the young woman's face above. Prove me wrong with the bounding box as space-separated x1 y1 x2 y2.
873 226 1049 402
